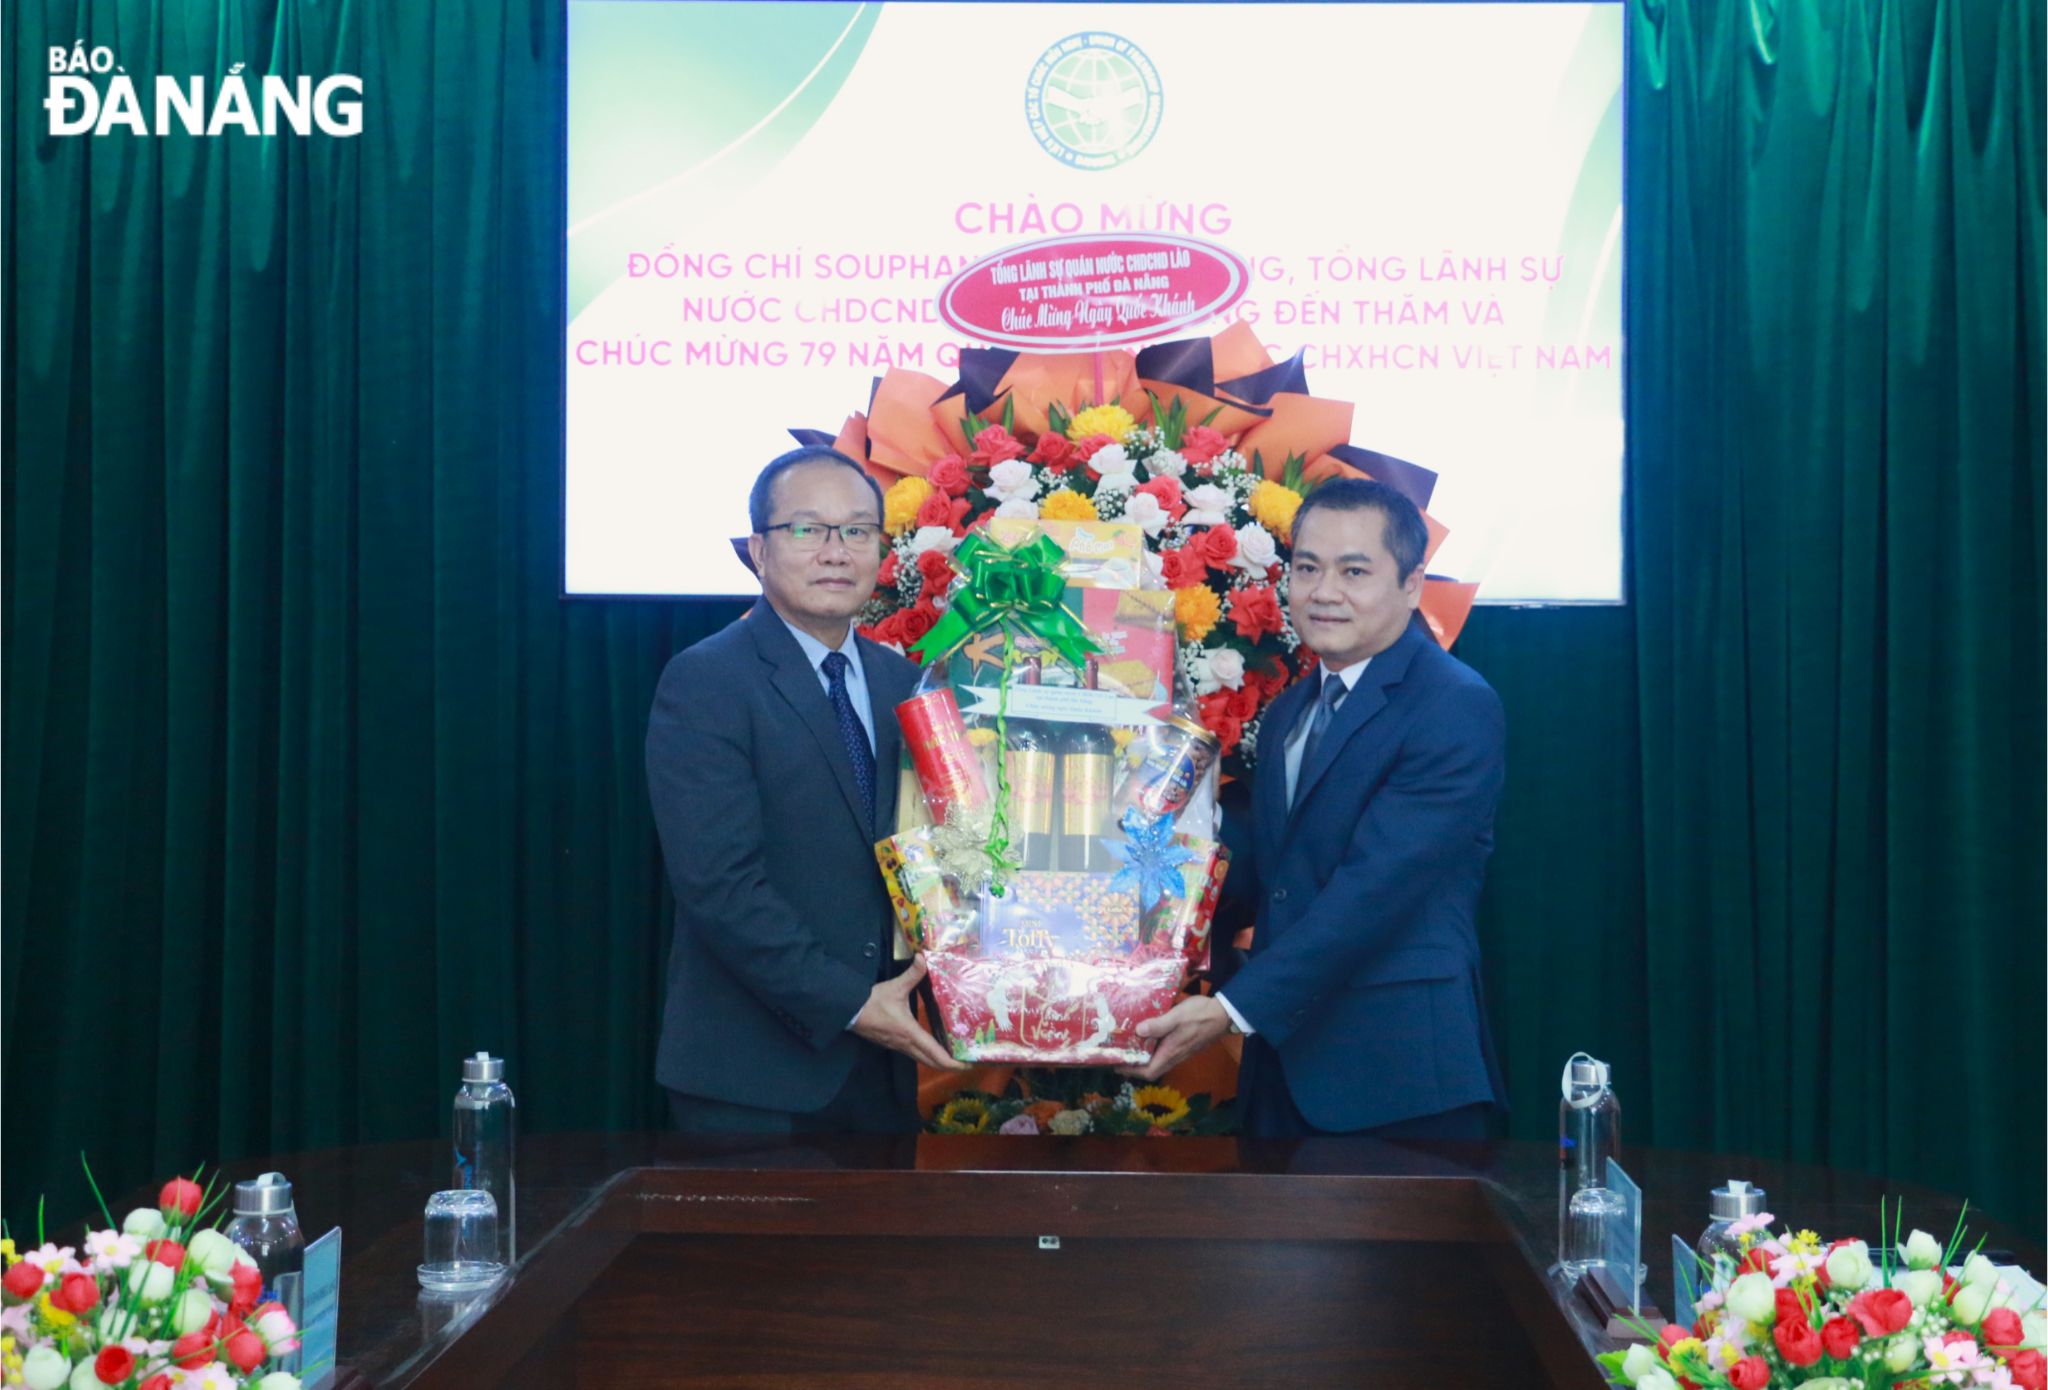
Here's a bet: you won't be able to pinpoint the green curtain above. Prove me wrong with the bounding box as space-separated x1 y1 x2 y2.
5 0 2041 1244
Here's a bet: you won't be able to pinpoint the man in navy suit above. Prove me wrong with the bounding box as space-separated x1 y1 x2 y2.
646 446 965 1134
1130 478 1508 1139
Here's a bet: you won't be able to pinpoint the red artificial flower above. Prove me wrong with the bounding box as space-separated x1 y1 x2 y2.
970 426 1026 468
2009 1349 2048 1390
897 602 940 649
1229 584 1285 641
1028 432 1078 472
1983 1307 2025 1350
146 1238 186 1270
876 550 901 588
1190 524 1238 571
914 490 970 535
1847 1287 1913 1337
1737 1246 1774 1277
1773 1316 1824 1367
230 1260 264 1315
1133 474 1185 522
1195 691 1244 756
94 1346 136 1385
140 1376 175 1390
1223 682 1261 723
51 1271 100 1314
1179 424 1230 466
1774 1287 1808 1326
1657 1323 1689 1358
172 1330 215 1370
225 1327 267 1374
915 548 956 592
1820 1315 1861 1359
1160 545 1207 590
2 1260 44 1300
159 1177 203 1220
1725 1356 1769 1390
926 454 972 498
1070 433 1118 464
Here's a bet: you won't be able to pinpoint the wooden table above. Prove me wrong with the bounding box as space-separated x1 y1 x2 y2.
202 1132 2033 1389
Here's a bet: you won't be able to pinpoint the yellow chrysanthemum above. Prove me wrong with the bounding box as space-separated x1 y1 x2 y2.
1130 1085 1190 1129
1174 584 1221 643
36 1292 74 1328
0 1238 14 1264
1790 1229 1822 1254
1249 479 1304 542
935 1096 994 1134
1066 403 1136 443
883 475 934 537
1040 488 1099 522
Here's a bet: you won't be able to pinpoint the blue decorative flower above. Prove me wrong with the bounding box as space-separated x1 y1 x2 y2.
1103 806 1196 916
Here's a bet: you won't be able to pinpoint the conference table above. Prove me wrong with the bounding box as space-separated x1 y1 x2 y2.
231 1131 2036 1389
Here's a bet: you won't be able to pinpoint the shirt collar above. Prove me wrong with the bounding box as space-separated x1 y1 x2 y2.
779 614 864 680
1322 655 1371 695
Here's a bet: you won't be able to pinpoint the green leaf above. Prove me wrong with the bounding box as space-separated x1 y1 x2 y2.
78 1153 117 1232
1001 394 1015 434
1199 404 1225 427
1047 401 1071 437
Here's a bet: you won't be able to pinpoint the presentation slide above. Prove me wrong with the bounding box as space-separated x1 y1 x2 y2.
566 1 1623 601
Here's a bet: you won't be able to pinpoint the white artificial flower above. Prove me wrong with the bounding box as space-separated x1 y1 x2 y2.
1145 448 1187 480
1233 522 1279 574
186 1229 244 1279
1951 1281 1993 1325
1902 1229 1944 1269
1896 1268 1943 1307
1183 483 1234 527
1122 492 1170 537
257 1375 306 1390
1726 1270 1776 1325
2022 1309 2048 1348
1207 648 1247 691
1620 1343 1662 1382
1090 444 1137 492
67 1359 104 1390
172 1285 216 1335
905 525 958 558
993 498 1039 521
1773 1246 1827 1287
20 1346 70 1390
1633 1369 1678 1390
1189 652 1223 697
84 1229 142 1273
96 1302 143 1342
122 1208 165 1241
1964 1253 2002 1288
186 1366 241 1390
254 1303 300 1350
1824 1241 1873 1293
24 1243 79 1276
125 1259 176 1302
985 458 1038 503
1886 1334 1921 1372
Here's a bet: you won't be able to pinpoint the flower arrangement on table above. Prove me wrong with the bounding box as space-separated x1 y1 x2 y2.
1600 1203 2048 1390
0 1167 305 1390
796 322 1474 778
929 1069 1231 1137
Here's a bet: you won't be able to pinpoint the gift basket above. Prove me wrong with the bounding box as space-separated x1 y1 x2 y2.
875 518 1228 1066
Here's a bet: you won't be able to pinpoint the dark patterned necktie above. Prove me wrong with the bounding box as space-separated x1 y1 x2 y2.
821 651 876 829
1293 671 1349 806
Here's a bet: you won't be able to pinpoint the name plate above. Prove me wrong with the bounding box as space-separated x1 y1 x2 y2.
300 1226 342 1388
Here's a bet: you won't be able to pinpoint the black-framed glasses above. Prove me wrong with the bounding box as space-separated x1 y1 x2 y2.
760 520 882 550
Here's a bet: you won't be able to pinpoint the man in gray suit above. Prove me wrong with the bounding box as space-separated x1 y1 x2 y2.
647 446 964 1134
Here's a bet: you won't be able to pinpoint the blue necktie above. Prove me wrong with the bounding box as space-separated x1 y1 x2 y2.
1293 672 1348 806
821 651 876 830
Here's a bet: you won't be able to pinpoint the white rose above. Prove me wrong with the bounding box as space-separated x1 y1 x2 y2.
21 1348 70 1390
1824 1241 1872 1292
1633 1369 1678 1390
125 1259 176 1301
2023 1310 2048 1348
1964 1252 2001 1288
1184 484 1234 527
993 498 1039 521
68 1360 107 1390
257 1376 305 1390
1620 1342 1663 1382
1885 1333 1920 1372
1189 652 1223 697
986 459 1037 502
1233 522 1279 573
1951 1280 1992 1325
1048 1108 1091 1136
186 1228 244 1278
171 1284 216 1334
1144 448 1187 480
1726 1271 1776 1325
1901 1229 1943 1269
96 1303 142 1342
254 1303 299 1347
1895 1268 1943 1307
1091 443 1136 481
122 1207 165 1240
1206 647 1246 689
1123 492 1170 537
905 525 958 558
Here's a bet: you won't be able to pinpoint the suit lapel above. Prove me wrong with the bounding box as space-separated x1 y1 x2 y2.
1256 676 1309 865
1284 622 1429 832
748 604 872 837
860 635 914 836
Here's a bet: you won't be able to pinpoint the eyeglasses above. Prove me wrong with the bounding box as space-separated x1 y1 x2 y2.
761 521 882 550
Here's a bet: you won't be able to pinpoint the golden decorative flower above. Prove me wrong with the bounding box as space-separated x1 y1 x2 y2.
1130 1085 1190 1129
1249 480 1304 543
1066 403 1137 443
1040 488 1099 523
935 1096 994 1133
884 475 934 536
1173 584 1222 642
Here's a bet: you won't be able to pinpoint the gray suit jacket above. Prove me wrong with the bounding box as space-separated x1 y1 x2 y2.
647 602 921 1112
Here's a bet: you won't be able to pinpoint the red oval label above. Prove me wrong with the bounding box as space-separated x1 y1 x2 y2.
938 234 1248 350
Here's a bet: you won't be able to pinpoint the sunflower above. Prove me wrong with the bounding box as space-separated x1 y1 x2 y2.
1066 403 1137 444
1130 1085 1191 1129
934 1095 995 1134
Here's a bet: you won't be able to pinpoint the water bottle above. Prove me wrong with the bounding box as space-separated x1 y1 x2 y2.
223 1172 304 1371
1557 1052 1623 1279
1697 1180 1767 1281
452 1052 516 1264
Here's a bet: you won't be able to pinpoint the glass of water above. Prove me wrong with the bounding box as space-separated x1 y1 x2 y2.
1559 1183 1628 1280
417 1189 505 1293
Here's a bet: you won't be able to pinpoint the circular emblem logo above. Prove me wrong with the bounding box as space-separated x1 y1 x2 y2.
1025 33 1161 170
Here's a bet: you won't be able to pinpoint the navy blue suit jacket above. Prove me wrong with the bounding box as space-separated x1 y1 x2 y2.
646 603 922 1113
1218 617 1508 1132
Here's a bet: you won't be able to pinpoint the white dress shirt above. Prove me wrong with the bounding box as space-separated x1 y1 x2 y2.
779 615 875 752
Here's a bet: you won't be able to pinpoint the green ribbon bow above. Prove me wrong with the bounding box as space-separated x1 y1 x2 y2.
909 532 1101 669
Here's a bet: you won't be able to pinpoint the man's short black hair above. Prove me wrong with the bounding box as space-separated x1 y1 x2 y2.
1289 477 1429 582
748 445 885 534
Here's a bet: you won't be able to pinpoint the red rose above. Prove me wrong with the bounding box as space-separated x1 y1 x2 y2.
915 547 955 590
1028 433 1077 472
914 490 968 533
141 1377 174 1390
1820 1315 1861 1359
160 1176 203 1220
1773 1316 1823 1367
1737 1246 1773 1277
1848 1287 1913 1337
146 1238 186 1269
2009 1349 2048 1390
1774 1288 1807 1326
95 1346 136 1385
926 454 971 498
2 1260 44 1299
172 1330 215 1369
1658 1322 1689 1357
1160 545 1207 590
1196 691 1244 755
1070 433 1117 463
1983 1307 2025 1350
225 1328 267 1373
52 1271 100 1313
876 550 900 587
230 1260 264 1315
897 603 939 648
1229 584 1285 641
1179 424 1230 466
1191 524 1238 571
969 426 1026 470
1133 474 1185 521
1725 1355 1769 1390
1224 682 1261 722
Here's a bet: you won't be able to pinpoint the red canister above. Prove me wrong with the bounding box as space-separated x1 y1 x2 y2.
896 688 992 826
